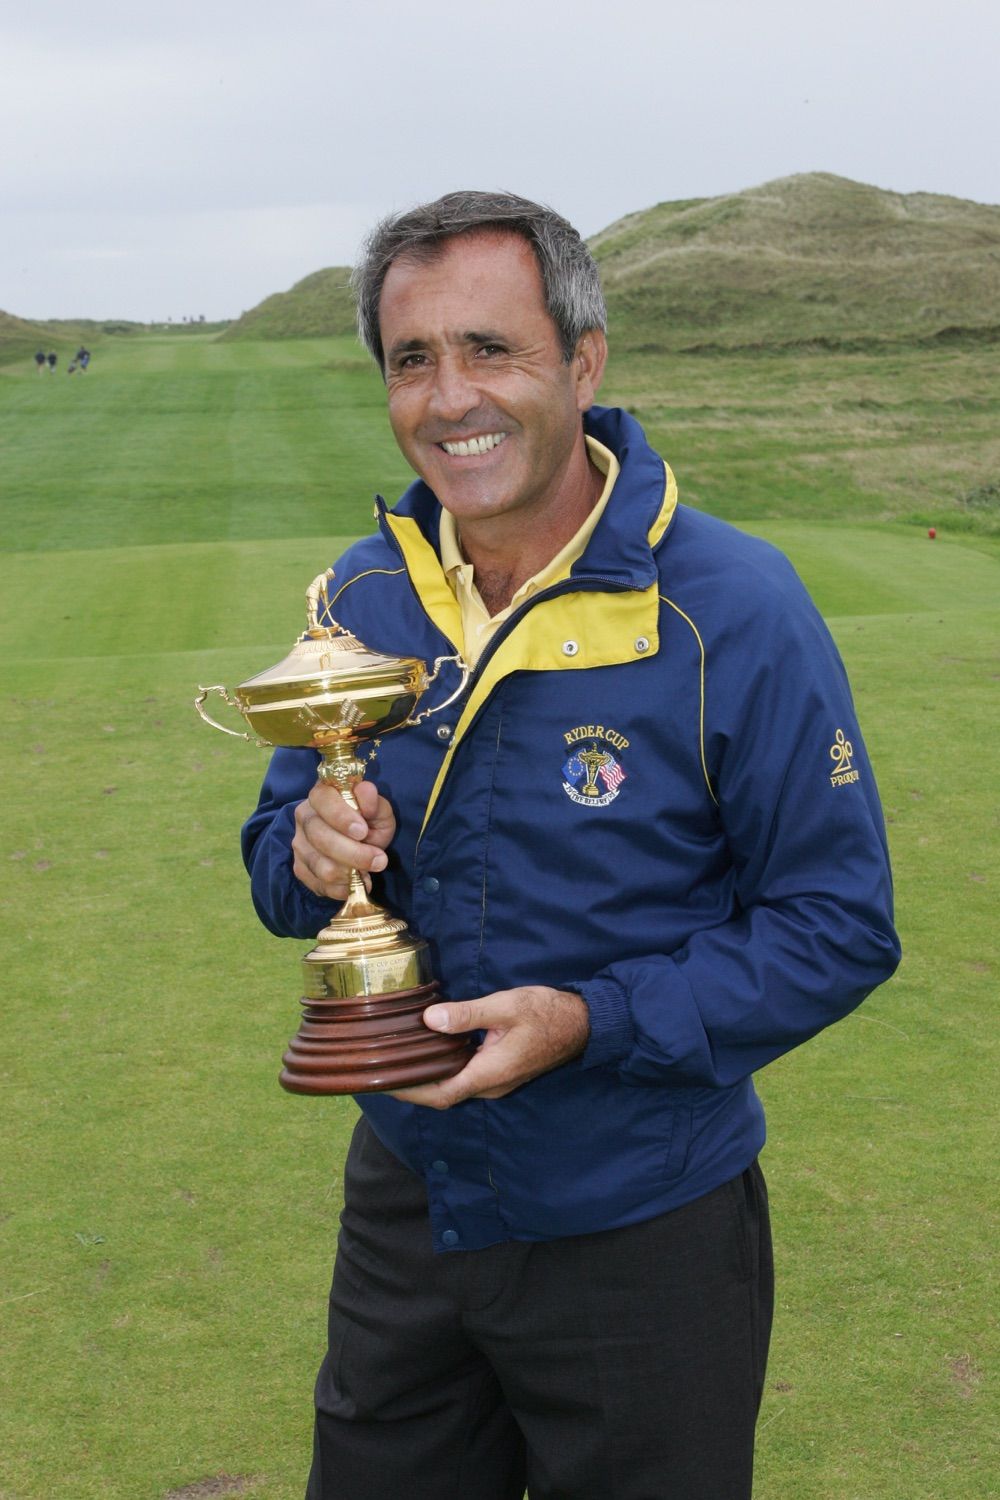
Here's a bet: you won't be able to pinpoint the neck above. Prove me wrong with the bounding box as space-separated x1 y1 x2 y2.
456 448 605 615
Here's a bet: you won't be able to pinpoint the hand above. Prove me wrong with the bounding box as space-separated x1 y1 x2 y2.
390 986 591 1108
292 779 396 902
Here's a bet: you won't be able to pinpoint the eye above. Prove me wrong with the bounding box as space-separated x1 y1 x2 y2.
477 343 506 358
396 352 428 369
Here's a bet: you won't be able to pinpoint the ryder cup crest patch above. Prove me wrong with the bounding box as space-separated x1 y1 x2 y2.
561 723 629 807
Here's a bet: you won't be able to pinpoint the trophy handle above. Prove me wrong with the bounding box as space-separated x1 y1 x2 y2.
194 685 273 748
403 654 471 727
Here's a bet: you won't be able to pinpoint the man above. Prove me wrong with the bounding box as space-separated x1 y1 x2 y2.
242 191 900 1500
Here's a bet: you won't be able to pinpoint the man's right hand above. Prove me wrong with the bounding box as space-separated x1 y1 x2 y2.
292 780 396 902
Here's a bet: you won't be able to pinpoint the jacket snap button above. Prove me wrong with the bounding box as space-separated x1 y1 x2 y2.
562 640 579 657
422 876 440 894
436 724 452 741
635 636 650 653
441 1229 460 1247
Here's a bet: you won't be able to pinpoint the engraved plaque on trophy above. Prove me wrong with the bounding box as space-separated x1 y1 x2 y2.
195 569 475 1095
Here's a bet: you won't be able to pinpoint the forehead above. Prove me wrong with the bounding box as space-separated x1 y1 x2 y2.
379 230 553 343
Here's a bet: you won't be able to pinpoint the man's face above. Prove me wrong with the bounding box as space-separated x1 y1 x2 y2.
378 231 604 527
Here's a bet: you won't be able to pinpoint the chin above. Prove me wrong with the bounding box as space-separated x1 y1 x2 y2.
436 484 507 518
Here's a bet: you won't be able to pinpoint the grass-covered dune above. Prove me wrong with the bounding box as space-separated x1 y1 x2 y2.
0 309 56 366
594 171 1000 351
221 267 356 341
214 174 1000 357
0 316 997 1498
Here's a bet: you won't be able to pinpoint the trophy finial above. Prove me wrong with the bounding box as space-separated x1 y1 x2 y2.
306 568 337 633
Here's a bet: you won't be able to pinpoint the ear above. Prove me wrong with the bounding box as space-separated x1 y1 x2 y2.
573 330 608 411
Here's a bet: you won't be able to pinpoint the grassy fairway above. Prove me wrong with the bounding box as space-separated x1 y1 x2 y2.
1 335 997 1499
0 334 409 553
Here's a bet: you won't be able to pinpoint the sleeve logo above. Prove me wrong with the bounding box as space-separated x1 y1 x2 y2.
562 724 629 806
830 727 860 787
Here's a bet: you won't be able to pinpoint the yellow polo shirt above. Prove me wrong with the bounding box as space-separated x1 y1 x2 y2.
438 435 620 665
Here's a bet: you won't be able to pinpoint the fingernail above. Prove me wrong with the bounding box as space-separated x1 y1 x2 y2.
348 820 366 837
371 852 387 871
423 1005 449 1031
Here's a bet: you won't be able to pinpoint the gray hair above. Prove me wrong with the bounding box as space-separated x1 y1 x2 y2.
351 190 607 371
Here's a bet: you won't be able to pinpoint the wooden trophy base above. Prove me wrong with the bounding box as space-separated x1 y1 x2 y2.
279 980 476 1095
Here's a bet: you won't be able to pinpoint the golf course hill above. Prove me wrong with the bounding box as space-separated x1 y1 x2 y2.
221 266 356 340
0 309 54 363
222 173 1000 355
0 311 157 366
593 172 1000 353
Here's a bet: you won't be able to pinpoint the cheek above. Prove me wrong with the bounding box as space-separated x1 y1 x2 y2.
386 397 416 451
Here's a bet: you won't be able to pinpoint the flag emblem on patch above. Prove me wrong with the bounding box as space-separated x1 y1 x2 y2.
561 730 629 808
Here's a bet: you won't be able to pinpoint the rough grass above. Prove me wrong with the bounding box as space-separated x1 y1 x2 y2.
1 334 996 1498
594 172 1000 352
220 268 357 342
603 343 1000 535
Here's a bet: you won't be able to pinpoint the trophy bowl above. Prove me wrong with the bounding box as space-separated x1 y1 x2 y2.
195 569 475 1095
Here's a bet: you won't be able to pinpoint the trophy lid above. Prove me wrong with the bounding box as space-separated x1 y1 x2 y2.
195 568 467 753
238 630 423 697
235 567 431 720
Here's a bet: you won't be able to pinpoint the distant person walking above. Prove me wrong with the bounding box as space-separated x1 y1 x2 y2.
34 350 45 373
76 346 91 372
46 352 57 373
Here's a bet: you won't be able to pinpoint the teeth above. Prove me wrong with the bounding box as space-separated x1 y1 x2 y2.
441 432 506 457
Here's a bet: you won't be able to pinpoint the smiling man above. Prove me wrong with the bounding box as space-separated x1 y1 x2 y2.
242 191 900 1500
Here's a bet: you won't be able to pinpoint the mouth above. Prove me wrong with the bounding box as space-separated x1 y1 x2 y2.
438 431 507 457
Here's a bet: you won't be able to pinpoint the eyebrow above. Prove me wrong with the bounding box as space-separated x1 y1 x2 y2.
386 337 426 362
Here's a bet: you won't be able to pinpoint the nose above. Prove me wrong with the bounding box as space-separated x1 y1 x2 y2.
426 355 479 425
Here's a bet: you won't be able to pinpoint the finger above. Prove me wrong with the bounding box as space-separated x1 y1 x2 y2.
353 780 397 849
292 857 369 903
292 809 384 901
291 832 373 900
388 1079 457 1109
297 802 389 875
307 781 370 839
390 1045 523 1109
309 780 397 852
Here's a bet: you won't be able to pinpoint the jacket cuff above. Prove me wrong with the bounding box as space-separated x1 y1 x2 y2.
572 975 635 1070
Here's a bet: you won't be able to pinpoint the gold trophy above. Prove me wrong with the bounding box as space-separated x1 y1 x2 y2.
195 569 475 1095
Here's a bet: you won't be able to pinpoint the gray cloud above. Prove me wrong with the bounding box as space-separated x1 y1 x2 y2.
3 0 997 320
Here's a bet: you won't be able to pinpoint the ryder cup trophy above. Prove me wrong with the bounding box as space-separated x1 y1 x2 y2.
195 569 475 1095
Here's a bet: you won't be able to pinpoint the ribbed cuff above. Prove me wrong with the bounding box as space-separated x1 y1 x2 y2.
571 975 635 1070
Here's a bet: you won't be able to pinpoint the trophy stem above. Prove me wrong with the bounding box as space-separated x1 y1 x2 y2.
314 742 392 924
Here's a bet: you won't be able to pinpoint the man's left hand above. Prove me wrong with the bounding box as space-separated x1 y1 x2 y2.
390 986 590 1108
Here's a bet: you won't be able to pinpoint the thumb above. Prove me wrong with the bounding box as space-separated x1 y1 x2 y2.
353 779 381 819
422 999 481 1034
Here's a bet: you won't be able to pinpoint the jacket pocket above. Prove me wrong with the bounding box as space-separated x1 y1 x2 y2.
661 1103 692 1184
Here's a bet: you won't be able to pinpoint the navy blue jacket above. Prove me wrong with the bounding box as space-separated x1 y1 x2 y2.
243 406 900 1252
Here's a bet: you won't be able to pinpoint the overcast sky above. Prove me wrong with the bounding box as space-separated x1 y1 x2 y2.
3 0 997 322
